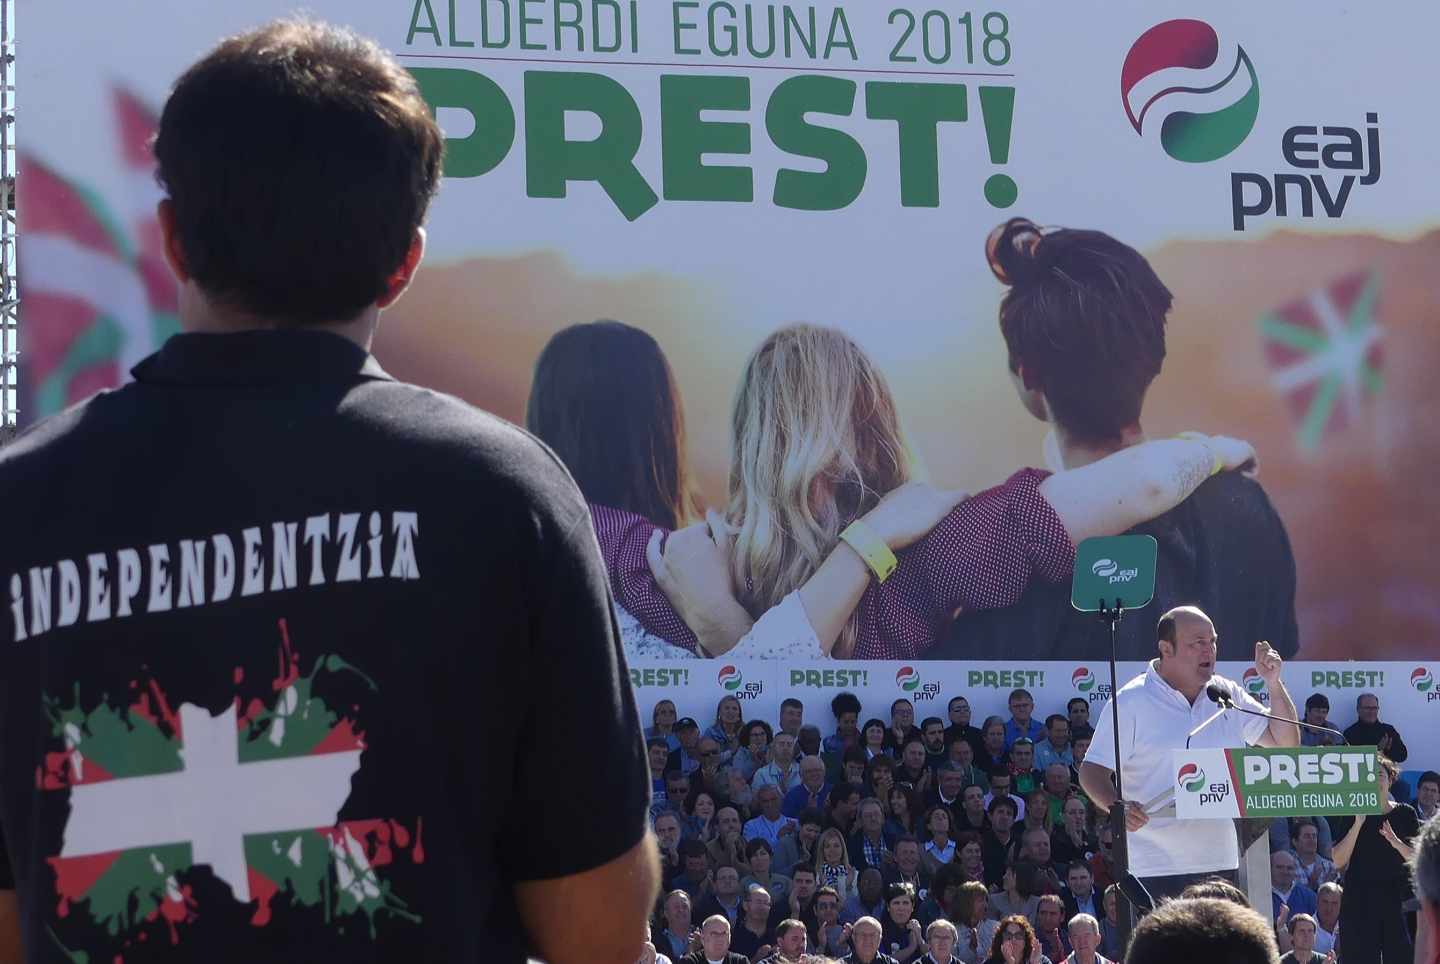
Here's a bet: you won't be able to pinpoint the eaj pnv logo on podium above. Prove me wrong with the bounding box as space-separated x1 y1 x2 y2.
1174 746 1383 819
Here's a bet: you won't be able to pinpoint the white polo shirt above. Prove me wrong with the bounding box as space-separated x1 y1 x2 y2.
1087 660 1270 877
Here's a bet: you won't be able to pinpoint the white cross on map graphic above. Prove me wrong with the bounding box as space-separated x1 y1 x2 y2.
59 702 361 902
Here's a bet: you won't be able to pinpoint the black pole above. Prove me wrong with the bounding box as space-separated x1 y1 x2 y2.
1100 596 1135 950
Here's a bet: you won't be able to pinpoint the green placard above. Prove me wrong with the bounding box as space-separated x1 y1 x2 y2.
1070 535 1158 612
1174 746 1383 819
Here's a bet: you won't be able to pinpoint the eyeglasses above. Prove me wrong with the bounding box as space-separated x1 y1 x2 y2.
1003 930 1026 940
701 750 720 757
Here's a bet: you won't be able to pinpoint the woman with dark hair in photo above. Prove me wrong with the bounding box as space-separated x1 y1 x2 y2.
731 719 773 783
880 882 925 963
1330 753 1419 964
682 788 718 843
885 785 920 843
534 321 1256 659
862 718 892 760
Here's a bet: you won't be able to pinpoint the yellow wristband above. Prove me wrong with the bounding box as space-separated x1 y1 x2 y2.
840 519 899 584
1175 431 1223 477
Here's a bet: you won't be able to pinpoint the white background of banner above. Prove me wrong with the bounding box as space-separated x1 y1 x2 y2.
631 660 1440 775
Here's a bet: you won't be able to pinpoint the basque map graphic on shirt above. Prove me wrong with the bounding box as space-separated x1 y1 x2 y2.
40 619 423 956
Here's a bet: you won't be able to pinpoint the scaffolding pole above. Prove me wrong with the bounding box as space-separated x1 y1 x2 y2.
0 0 16 428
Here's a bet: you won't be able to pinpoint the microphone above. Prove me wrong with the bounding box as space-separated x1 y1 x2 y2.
1203 680 1348 745
1205 683 1232 707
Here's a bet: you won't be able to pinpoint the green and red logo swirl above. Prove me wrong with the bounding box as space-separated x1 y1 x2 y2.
896 666 921 692
1121 19 1260 163
1072 668 1096 692
1177 763 1207 793
1412 667 1435 693
717 665 743 691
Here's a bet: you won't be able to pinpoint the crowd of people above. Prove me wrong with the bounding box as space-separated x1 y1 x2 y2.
638 687 1432 963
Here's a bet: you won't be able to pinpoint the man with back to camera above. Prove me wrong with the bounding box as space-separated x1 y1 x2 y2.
1125 897 1279 964
1080 605 1299 901
0 19 658 964
940 217 1298 663
1413 812 1440 964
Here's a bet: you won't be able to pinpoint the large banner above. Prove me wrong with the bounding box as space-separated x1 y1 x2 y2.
19 2 1440 725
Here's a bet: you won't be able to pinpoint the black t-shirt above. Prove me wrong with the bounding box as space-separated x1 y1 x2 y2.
1330 804 1421 892
0 332 650 962
728 919 775 958
938 472 1299 660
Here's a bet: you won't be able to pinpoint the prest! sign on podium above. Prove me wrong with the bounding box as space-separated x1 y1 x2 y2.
1172 745 1383 819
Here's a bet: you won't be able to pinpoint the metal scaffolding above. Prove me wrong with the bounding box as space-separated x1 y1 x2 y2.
0 0 15 427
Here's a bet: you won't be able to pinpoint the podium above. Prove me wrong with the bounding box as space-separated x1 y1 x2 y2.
1165 745 1382 917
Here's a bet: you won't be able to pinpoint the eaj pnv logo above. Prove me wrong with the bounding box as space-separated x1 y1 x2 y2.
1178 763 1207 793
1072 668 1096 692
1413 667 1435 693
896 667 920 692
718 665 743 691
1121 19 1260 163
1242 668 1268 695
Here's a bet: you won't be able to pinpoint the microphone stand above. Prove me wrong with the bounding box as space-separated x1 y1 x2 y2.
1205 689 1348 745
1096 597 1134 949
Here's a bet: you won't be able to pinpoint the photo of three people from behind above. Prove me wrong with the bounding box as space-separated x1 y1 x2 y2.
526 219 1298 662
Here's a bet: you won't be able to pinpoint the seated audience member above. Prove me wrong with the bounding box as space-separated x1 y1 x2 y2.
843 746 872 788
1277 912 1325 964
1179 876 1249 906
896 739 933 793
655 771 692 819
745 785 798 847
774 808 824 875
988 862 1041 923
951 880 999 963
824 694 863 756
670 717 704 775
1270 813 1333 862
867 756 898 806
1051 797 1097 869
1417 770 1440 823
673 839 713 900
752 730 802 795
1067 735 1091 787
1341 693 1407 763
812 886 849 957
914 864 963 930
798 725 823 759
815 828 860 902
1414 812 1439 964
742 838 793 904
946 734 990 791
1005 739 1042 797
651 737 674 802
1288 819 1337 890
984 771 1026 822
709 807 752 875
983 915 1043 964
921 918 965 964
956 785 989 835
728 885 777 960
657 890 697 961
827 783 864 838
1064 913 1111 964
945 696 985 764
1004 690 1045 749
887 786 922 843
1041 765 1076 827
695 865 745 925
978 717 1009 772
842 869 887 925
849 915 902 964
851 798 894 871
775 865 818 932
1021 792 1055 846
1019 827 1056 879
929 763 971 814
677 914 750 964
1085 824 1116 891
694 735 733 799
1066 698 1093 742
1299 693 1344 747
885 836 932 899
778 699 805 739
734 720 775 783
649 699 684 750
1311 882 1340 957
1032 894 1070 962
761 917 809 964
685 789 720 843
879 883 925 963
981 797 1021 887
784 755 833 817
1034 715 1074 772
1124 898 1280 964
1097 886 1122 962
921 717 950 772
656 811 686 882
921 807 957 874
1061 862 1099 921
951 832 986 886
887 700 923 756
1270 851 1317 923
862 719 893 762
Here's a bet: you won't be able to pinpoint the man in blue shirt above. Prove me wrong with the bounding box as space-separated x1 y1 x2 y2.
783 756 832 817
1003 689 1045 749
1035 715 1075 771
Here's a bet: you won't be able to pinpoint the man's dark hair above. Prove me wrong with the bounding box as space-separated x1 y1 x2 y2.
828 782 862 807
986 216 1172 446
646 736 670 751
528 321 697 530
1045 714 1067 730
987 795 1018 818
843 745 869 766
1420 770 1440 792
745 838 773 859
1126 897 1278 964
884 881 916 903
1305 693 1330 711
1007 688 1033 703
831 693 862 718
1067 697 1087 712
892 698 913 712
893 834 920 851
781 698 804 712
677 839 707 859
921 716 944 732
797 807 826 829
814 885 840 903
154 18 443 325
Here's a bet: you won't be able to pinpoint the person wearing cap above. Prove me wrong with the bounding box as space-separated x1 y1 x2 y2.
670 718 704 775
1299 694 1345 747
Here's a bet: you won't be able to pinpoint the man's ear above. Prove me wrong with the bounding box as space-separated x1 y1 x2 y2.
377 228 426 309
156 199 191 283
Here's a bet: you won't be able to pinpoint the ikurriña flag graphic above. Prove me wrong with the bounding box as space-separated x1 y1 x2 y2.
41 619 423 956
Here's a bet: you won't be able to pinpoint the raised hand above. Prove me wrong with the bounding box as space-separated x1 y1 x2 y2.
1255 640 1283 685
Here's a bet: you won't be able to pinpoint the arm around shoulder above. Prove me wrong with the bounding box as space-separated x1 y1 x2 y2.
517 834 661 964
